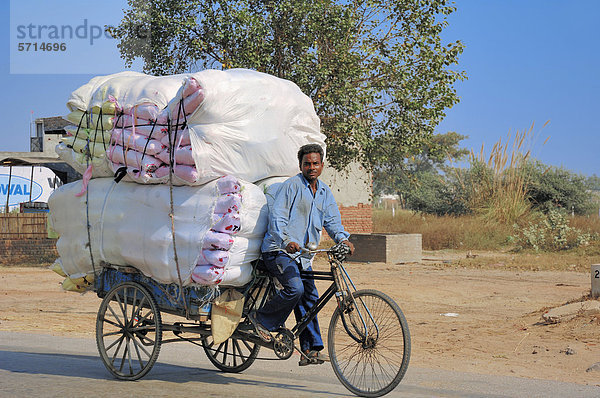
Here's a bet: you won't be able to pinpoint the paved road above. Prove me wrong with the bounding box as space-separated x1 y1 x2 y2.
1 331 598 397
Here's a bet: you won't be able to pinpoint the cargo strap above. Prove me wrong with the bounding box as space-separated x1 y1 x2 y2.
167 95 190 318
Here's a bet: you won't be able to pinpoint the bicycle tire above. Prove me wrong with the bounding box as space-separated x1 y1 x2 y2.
96 281 162 380
327 289 410 397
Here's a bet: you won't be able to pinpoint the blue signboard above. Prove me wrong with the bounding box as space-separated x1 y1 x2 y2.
0 174 43 206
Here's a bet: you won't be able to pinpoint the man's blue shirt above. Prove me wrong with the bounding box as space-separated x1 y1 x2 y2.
261 173 350 269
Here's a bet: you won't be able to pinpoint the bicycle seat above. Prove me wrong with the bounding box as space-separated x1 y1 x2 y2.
251 258 268 273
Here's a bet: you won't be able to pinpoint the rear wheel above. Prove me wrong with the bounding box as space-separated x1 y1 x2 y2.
96 282 162 380
328 289 410 397
202 335 260 372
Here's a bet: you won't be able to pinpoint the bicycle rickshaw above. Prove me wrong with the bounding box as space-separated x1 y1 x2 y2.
93 242 411 397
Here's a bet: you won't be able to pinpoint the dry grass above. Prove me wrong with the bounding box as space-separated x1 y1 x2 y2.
372 208 512 250
569 214 600 235
448 246 600 272
373 208 600 253
453 124 546 225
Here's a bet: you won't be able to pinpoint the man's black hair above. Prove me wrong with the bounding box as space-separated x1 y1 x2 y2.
297 144 324 163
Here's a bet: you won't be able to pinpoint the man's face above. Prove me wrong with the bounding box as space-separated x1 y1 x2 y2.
300 152 324 183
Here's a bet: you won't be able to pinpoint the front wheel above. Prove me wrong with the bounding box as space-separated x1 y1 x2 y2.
328 289 410 397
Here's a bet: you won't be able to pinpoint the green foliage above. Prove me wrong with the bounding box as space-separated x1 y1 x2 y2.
373 131 469 213
587 174 600 191
392 170 469 216
372 130 470 216
511 209 597 252
524 161 595 215
110 0 465 170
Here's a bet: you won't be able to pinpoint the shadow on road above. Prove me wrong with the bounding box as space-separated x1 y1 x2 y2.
0 350 347 396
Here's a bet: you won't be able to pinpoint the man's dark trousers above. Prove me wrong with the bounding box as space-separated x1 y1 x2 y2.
255 251 324 352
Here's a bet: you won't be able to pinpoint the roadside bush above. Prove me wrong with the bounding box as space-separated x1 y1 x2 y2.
399 170 469 216
511 209 598 252
524 161 595 215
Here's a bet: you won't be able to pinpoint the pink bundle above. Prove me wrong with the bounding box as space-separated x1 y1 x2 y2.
154 164 199 183
191 265 225 285
191 176 244 285
108 145 162 174
103 78 206 184
214 193 242 214
156 145 195 165
202 230 235 250
217 175 242 194
160 128 191 147
111 129 165 156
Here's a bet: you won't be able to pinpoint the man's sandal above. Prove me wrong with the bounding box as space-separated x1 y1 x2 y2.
299 349 329 366
247 311 272 343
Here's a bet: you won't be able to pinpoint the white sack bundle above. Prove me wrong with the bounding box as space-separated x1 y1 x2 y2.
49 176 268 287
58 69 325 184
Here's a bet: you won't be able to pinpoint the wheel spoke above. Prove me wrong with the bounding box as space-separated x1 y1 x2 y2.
102 316 122 329
105 333 125 351
97 282 162 380
130 288 138 326
115 290 129 326
118 336 128 372
126 336 134 375
202 336 259 373
132 333 154 358
222 340 229 366
233 339 247 362
241 339 253 352
131 334 147 369
214 342 225 357
107 303 125 328
328 290 410 396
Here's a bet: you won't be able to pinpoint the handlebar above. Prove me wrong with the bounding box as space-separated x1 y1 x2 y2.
279 242 351 261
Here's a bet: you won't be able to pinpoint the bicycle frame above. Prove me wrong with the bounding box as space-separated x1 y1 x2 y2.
246 251 380 348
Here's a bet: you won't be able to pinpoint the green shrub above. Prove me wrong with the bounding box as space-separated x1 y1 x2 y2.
524 161 595 215
511 209 597 252
398 170 469 216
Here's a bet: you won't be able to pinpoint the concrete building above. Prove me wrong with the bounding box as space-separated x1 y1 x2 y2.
0 117 80 184
321 162 373 234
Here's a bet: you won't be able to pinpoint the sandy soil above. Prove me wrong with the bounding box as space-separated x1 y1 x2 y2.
1 256 599 386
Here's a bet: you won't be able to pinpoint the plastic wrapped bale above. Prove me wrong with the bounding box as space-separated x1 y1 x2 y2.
48 176 267 287
58 69 325 185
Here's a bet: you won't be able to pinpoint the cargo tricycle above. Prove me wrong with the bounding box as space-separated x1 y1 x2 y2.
93 242 410 398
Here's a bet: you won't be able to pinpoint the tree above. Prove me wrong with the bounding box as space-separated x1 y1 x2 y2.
110 0 465 170
372 131 468 194
524 161 595 215
587 174 600 191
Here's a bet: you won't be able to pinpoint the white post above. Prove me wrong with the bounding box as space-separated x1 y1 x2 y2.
592 264 600 298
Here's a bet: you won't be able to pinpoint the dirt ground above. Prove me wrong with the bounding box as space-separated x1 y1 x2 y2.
1 252 599 386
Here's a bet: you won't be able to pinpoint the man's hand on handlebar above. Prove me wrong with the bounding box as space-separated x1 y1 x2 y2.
285 241 302 253
340 240 355 255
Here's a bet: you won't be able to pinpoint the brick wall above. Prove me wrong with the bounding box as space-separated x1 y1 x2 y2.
339 203 373 234
0 239 58 265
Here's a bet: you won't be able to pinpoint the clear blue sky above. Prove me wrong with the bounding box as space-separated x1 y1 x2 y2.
1 0 598 176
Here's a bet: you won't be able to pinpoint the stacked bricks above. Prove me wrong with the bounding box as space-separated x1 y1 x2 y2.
0 239 59 265
339 203 373 234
